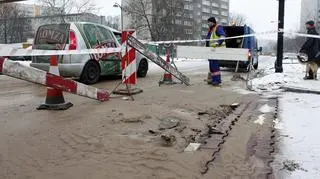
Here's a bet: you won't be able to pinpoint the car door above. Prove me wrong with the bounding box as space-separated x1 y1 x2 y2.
95 25 122 75
81 24 121 75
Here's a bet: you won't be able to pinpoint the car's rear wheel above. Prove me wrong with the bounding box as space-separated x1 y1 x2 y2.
137 59 148 77
253 61 258 69
80 60 100 84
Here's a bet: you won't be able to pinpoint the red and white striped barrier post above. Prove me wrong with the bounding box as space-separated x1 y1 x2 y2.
122 29 137 85
113 29 143 96
0 57 109 102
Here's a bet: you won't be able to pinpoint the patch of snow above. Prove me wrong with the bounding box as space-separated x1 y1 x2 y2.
273 118 285 130
259 104 273 113
231 87 255 95
184 143 201 152
274 93 320 178
254 114 265 125
252 55 320 92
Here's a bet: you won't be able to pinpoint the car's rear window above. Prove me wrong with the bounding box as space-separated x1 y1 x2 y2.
35 24 70 45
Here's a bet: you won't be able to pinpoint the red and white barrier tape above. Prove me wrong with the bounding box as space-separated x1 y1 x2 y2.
0 57 109 101
0 47 121 57
147 30 280 45
284 31 320 39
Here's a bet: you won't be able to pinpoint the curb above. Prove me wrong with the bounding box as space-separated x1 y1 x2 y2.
280 86 320 95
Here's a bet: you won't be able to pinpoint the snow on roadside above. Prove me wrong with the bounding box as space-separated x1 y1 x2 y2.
273 93 320 178
252 56 320 92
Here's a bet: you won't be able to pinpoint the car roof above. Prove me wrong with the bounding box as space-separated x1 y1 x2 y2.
39 22 120 32
72 22 120 32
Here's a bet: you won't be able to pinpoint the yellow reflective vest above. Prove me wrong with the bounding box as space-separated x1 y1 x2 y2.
209 25 226 48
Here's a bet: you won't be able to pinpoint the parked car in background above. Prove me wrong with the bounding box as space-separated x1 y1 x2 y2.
30 22 148 84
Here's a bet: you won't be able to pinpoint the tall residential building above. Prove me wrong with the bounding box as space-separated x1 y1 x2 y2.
300 0 318 31
122 0 229 41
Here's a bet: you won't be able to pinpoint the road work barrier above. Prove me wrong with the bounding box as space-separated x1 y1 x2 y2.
177 46 249 61
0 57 109 102
113 30 143 97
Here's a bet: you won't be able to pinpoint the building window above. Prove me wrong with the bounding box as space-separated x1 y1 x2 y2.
202 8 210 13
221 4 228 9
221 11 228 16
184 5 193 10
202 0 210 6
212 2 219 7
202 16 209 20
184 20 193 26
184 29 193 34
212 10 219 15
175 19 182 24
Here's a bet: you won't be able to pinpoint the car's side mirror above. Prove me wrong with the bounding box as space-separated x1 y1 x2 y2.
258 47 262 52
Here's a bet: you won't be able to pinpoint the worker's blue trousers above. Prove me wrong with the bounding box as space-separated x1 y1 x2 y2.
209 60 221 85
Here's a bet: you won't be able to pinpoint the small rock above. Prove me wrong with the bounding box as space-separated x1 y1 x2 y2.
118 113 124 116
161 134 176 146
144 115 152 119
122 97 130 100
198 111 210 115
148 130 158 135
208 126 224 135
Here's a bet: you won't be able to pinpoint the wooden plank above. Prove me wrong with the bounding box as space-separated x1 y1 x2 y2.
177 46 249 61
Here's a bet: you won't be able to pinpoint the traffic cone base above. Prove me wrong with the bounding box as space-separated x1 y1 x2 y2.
37 56 73 110
113 87 143 96
159 72 177 86
37 87 73 110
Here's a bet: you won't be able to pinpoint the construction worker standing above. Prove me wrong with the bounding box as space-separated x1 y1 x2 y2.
206 17 226 86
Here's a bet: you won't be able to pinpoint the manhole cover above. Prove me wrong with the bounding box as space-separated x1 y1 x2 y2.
159 117 181 130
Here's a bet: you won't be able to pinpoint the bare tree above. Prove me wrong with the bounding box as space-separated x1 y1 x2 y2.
38 0 100 22
105 15 120 30
123 0 184 41
74 0 100 14
228 12 247 26
0 3 31 43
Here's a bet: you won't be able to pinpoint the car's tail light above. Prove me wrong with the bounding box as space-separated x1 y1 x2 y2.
248 50 252 60
69 30 77 50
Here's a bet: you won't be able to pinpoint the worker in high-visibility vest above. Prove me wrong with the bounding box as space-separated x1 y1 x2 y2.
206 17 226 86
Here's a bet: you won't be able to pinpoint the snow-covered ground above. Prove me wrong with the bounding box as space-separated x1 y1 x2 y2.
252 56 320 92
273 93 320 178
255 56 320 178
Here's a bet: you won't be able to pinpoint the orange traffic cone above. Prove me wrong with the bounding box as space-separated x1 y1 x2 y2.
37 56 73 110
159 52 177 86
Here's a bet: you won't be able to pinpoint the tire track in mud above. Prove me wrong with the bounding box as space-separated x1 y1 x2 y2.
200 97 278 178
200 102 251 174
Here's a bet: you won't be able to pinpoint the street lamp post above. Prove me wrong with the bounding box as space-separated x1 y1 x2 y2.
113 3 123 32
275 0 285 73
